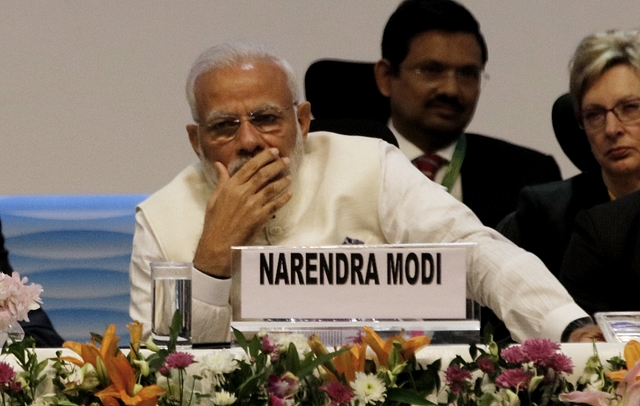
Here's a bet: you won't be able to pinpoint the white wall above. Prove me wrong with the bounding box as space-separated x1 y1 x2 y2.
1 1 639 195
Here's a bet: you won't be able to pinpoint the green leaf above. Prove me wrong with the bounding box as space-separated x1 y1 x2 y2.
232 327 249 353
167 309 183 353
386 387 436 405
285 343 300 374
389 341 402 371
296 347 349 379
236 373 266 398
469 343 478 360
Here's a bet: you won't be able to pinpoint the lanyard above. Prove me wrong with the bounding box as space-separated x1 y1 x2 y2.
441 134 466 192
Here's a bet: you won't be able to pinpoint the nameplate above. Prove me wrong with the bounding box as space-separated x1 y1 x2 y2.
231 243 474 320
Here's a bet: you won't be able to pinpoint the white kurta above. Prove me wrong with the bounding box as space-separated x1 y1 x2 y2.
130 132 587 343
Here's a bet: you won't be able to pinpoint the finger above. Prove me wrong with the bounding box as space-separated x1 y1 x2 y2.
250 156 291 193
215 161 230 183
207 162 231 207
232 148 281 183
255 173 293 202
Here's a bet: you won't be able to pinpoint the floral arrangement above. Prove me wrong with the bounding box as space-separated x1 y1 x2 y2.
0 272 42 331
0 316 638 406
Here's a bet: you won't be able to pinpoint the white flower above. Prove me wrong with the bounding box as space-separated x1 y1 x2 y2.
212 389 237 405
486 388 520 406
200 350 242 387
350 372 387 404
583 374 605 392
0 272 42 329
480 373 496 394
274 333 311 359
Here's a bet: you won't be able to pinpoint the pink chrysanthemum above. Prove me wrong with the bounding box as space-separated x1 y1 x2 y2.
445 365 472 394
8 380 21 393
319 381 354 406
541 353 574 374
0 362 16 387
495 368 532 391
522 338 560 363
165 352 196 369
159 365 170 376
501 345 527 364
477 357 495 373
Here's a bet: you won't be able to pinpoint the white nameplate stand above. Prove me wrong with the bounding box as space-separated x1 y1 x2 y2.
230 243 479 346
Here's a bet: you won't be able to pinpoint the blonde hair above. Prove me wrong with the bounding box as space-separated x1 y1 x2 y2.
569 29 640 110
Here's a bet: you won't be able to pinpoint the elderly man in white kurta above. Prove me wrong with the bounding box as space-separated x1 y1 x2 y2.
129 42 595 344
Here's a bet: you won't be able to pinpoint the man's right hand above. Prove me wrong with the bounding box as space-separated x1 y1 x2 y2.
193 148 293 278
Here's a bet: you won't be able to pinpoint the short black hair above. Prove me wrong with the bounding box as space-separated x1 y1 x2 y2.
381 0 488 73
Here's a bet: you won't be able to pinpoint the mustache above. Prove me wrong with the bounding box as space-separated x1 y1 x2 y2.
424 95 465 113
227 148 263 176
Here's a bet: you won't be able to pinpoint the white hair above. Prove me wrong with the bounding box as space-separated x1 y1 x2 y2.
185 41 301 122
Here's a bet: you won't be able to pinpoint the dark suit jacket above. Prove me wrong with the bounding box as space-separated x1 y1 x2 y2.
0 219 64 347
497 170 610 277
462 134 562 228
559 190 640 316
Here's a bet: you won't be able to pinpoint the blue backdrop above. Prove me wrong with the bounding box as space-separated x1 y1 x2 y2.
0 195 147 344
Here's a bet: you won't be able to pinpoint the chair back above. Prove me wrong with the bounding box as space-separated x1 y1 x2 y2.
551 93 599 172
304 59 390 124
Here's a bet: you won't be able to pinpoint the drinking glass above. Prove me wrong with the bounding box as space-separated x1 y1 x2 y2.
151 262 192 348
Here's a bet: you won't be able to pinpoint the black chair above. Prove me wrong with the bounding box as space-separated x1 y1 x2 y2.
304 59 390 124
308 118 398 148
304 59 396 146
551 93 599 172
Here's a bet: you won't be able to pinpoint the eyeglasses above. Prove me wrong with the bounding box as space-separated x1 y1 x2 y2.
579 98 640 131
402 62 488 89
198 104 296 143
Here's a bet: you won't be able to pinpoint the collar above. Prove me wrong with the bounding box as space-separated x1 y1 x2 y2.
389 120 457 162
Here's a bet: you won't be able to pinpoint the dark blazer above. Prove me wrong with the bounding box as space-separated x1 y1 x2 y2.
497 170 610 277
0 219 64 347
462 134 562 228
559 190 640 316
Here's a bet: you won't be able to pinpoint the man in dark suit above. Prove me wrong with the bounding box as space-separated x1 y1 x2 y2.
373 0 561 340
374 0 561 229
559 190 640 316
0 218 64 347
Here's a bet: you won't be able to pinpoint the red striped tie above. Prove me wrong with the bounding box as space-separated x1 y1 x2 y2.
412 153 447 181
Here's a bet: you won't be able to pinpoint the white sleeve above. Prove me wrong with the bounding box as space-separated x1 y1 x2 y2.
376 142 588 342
129 209 232 343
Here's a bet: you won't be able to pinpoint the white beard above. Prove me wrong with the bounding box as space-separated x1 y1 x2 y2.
199 125 305 190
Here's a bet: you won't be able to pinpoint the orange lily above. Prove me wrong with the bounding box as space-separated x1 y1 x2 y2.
95 354 166 406
361 326 430 369
62 324 120 369
607 340 640 382
62 324 123 388
127 321 143 363
333 343 368 382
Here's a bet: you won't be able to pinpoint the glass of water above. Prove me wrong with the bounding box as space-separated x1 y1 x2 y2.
150 262 192 348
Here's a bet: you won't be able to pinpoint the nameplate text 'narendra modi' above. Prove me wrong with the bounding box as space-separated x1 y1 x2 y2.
231 244 473 320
